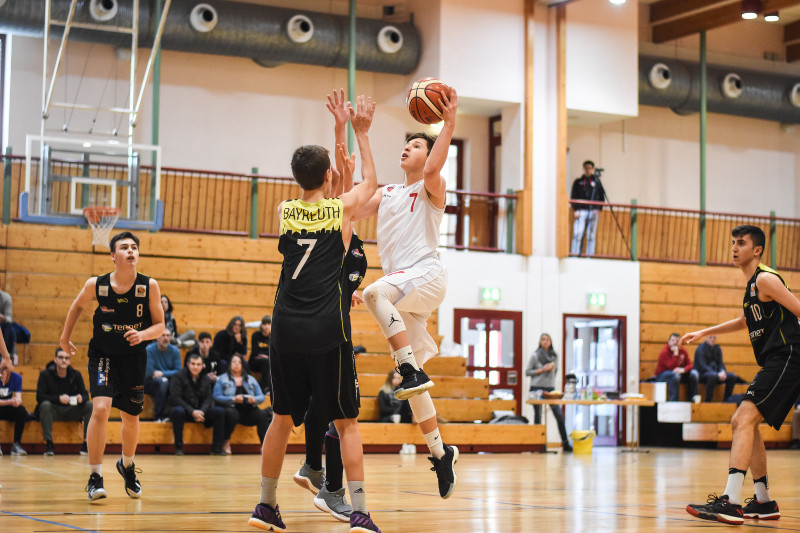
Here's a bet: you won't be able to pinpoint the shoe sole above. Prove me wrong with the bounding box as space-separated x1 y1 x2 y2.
441 445 460 499
88 488 107 502
292 474 321 495
313 495 351 522
686 505 743 525
744 512 780 520
394 380 434 400
248 516 286 532
116 461 142 499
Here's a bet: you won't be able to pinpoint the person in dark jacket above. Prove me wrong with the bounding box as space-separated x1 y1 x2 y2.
184 331 223 383
167 353 231 455
526 333 571 452
693 335 738 402
377 369 412 423
249 316 271 393
36 348 93 455
213 316 247 371
569 160 606 256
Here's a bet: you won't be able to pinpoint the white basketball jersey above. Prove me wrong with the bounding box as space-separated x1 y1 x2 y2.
376 179 444 273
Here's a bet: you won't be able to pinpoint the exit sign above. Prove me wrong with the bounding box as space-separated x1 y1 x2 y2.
480 287 501 303
587 292 606 307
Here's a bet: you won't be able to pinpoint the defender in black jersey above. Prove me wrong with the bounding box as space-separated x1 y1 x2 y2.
683 225 800 524
248 95 381 533
60 231 165 502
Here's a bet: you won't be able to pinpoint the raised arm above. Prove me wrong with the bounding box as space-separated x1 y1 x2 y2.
423 87 458 208
680 315 747 347
60 277 98 356
341 95 377 218
327 88 351 196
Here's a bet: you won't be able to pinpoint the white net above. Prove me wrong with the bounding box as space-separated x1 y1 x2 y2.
83 206 121 248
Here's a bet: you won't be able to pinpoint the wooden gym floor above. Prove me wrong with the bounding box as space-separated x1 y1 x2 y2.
2 448 800 532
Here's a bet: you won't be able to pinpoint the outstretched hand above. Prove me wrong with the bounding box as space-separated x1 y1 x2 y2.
440 87 458 125
326 88 351 127
336 143 356 186
679 331 703 347
349 95 376 134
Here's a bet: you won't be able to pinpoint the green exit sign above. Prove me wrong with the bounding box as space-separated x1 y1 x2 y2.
588 292 606 307
480 287 501 303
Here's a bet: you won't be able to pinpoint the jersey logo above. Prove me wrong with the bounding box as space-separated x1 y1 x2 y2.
388 314 401 328
102 324 113 332
750 283 756 297
117 297 128 303
135 285 147 298
98 285 109 297
97 372 106 386
351 249 364 258
100 306 114 313
349 272 363 283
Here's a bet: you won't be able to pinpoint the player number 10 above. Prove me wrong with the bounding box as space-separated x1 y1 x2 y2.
750 303 763 321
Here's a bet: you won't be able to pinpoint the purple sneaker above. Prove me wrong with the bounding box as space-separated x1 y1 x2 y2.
248 503 286 532
350 511 381 533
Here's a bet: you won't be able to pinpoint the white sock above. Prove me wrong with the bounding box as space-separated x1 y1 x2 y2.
347 480 366 513
122 454 134 468
754 475 770 502
260 476 279 507
724 468 746 505
393 346 418 371
424 428 445 459
90 464 102 475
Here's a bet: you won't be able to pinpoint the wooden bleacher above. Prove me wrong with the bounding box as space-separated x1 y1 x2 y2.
639 262 800 446
0 223 543 453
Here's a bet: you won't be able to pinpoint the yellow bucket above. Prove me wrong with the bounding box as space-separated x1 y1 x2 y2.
570 430 596 455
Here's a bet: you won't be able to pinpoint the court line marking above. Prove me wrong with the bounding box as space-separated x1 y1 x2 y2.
0 510 102 533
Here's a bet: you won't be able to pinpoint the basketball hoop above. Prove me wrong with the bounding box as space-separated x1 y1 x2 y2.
83 206 121 248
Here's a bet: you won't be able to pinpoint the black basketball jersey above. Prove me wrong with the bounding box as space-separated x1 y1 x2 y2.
743 264 800 366
271 198 350 353
91 272 153 355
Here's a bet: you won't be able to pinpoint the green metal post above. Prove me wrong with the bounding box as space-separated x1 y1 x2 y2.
770 210 777 268
506 188 515 254
699 30 707 266
250 167 259 239
2 147 12 225
150 0 163 227
630 198 637 261
81 152 90 209
347 0 356 150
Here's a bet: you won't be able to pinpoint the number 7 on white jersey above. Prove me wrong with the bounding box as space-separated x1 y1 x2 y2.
292 239 317 279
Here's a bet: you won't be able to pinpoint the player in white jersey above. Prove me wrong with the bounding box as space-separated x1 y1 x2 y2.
355 88 458 499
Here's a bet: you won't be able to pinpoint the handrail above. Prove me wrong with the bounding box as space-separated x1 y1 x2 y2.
570 199 800 223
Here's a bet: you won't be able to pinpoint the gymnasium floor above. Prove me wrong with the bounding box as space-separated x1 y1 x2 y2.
2 448 800 532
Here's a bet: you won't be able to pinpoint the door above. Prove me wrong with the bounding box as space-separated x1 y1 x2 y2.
454 309 523 413
562 314 627 446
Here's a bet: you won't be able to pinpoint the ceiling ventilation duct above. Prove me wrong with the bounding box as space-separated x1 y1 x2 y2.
0 0 421 74
640 56 800 124
89 0 118 22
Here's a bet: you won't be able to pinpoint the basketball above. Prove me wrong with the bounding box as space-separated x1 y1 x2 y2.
406 78 452 124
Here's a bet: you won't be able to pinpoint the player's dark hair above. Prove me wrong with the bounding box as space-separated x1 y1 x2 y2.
198 331 212 342
406 132 436 155
291 145 330 190
583 160 595 168
731 225 766 257
109 231 139 252
161 294 174 313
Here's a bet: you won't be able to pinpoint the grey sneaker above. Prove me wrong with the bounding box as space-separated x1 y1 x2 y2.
314 485 353 522
292 462 324 495
10 442 27 456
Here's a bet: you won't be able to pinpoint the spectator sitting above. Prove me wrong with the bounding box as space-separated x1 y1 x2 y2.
185 331 223 382
249 316 271 393
377 369 412 423
693 335 738 402
0 361 29 455
167 353 231 455
160 295 196 349
35 348 92 456
145 330 182 421
213 353 271 455
213 316 247 371
655 332 699 402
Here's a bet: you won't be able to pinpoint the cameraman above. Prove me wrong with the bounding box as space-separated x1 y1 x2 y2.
570 160 606 256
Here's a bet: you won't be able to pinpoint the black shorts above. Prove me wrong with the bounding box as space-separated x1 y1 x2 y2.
744 345 800 430
88 344 147 416
269 341 360 427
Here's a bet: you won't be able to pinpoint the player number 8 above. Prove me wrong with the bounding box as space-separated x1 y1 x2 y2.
137 303 143 317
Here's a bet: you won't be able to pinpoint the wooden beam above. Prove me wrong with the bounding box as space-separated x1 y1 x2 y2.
649 0 731 24
555 4 568 259
653 0 800 44
785 19 800 43
520 0 534 256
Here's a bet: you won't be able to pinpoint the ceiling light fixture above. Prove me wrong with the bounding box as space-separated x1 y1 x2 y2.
764 11 779 22
609 0 627 5
741 0 761 20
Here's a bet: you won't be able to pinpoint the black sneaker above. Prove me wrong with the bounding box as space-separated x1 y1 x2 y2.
428 444 459 499
85 472 107 501
743 495 780 520
116 458 142 498
686 494 744 525
394 363 434 400
44 441 55 456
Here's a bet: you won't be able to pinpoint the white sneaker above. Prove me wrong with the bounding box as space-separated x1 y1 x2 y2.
692 395 702 404
313 485 352 522
10 443 27 456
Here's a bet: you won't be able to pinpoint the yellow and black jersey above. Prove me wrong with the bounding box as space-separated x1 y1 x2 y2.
91 272 153 356
744 263 800 366
271 198 351 353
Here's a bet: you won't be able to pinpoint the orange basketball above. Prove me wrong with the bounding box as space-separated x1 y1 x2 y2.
406 78 452 124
